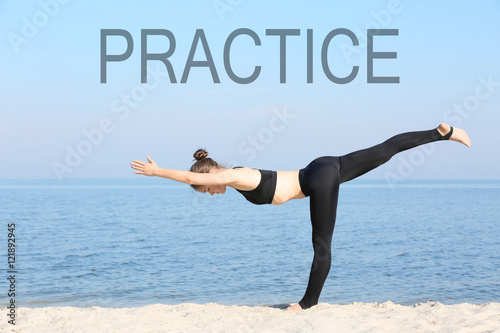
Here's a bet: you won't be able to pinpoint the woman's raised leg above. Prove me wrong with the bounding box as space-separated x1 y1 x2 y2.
338 123 470 184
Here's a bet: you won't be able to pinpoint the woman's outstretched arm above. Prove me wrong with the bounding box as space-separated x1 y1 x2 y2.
131 156 234 186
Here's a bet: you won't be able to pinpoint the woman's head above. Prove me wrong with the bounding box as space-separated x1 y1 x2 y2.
190 149 226 195
190 149 220 174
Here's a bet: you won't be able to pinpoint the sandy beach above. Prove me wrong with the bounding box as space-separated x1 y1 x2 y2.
2 301 499 333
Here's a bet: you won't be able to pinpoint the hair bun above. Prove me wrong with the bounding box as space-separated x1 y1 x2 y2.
193 148 209 161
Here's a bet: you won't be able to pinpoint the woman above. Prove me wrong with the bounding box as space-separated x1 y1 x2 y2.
130 123 471 312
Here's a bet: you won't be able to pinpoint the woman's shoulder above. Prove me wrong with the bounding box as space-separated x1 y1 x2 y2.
227 166 261 190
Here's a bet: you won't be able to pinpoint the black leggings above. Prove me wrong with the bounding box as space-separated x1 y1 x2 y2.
297 127 452 309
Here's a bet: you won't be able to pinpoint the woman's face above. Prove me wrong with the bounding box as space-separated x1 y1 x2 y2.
198 184 226 196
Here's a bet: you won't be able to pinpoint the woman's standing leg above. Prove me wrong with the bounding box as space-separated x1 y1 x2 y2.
298 162 341 310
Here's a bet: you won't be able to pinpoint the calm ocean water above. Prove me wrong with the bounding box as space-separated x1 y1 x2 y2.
0 178 499 308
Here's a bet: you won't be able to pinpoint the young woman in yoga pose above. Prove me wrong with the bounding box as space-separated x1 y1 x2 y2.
130 123 471 312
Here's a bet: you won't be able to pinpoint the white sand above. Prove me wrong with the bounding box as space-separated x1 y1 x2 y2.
2 301 499 333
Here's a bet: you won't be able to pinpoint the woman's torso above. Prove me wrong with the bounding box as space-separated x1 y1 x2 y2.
274 170 306 204
230 167 305 205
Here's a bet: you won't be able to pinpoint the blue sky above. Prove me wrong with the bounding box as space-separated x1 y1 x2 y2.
1 1 499 180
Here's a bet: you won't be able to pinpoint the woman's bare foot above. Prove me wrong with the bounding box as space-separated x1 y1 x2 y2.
437 123 471 147
285 303 303 312
285 303 319 312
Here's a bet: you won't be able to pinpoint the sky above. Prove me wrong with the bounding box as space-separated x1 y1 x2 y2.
1 0 499 181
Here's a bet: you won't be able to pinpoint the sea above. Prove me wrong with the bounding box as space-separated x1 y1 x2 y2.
0 178 499 308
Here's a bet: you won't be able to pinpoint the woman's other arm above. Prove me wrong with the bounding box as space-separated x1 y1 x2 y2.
131 156 235 186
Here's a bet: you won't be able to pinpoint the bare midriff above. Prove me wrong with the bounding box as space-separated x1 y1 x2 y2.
272 170 306 205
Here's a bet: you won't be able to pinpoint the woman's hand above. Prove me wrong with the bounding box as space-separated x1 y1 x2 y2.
130 156 158 176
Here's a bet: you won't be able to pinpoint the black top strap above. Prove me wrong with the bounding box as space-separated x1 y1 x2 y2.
442 126 453 140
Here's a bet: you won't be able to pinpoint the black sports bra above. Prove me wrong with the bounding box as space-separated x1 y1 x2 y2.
232 167 277 205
